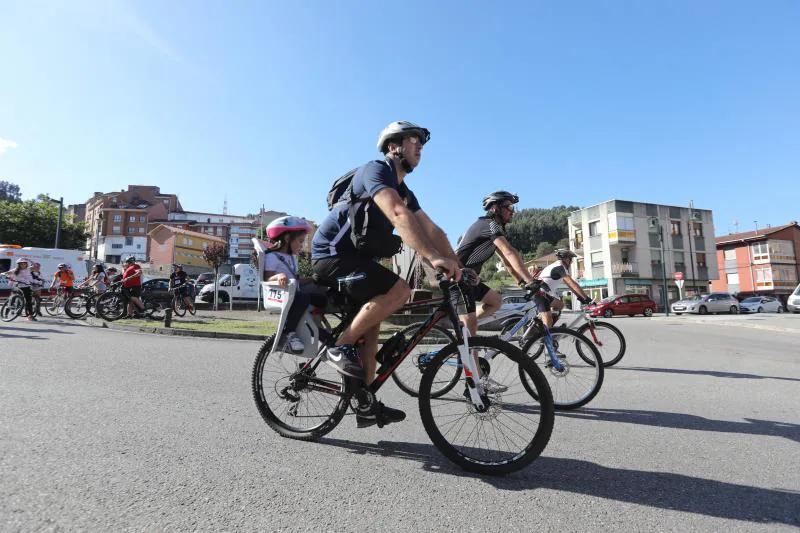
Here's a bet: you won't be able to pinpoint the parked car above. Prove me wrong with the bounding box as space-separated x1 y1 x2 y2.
788 283 800 313
141 278 173 307
739 296 784 313
194 272 216 290
586 294 657 318
671 293 739 315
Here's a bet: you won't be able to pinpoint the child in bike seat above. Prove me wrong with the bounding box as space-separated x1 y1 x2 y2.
260 216 327 354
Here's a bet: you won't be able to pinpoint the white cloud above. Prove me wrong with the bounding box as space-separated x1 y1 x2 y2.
0 138 19 155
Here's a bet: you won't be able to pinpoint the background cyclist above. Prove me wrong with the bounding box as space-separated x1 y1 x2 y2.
311 120 460 428
50 263 75 296
531 249 594 329
120 256 146 318
2 258 37 321
168 264 194 313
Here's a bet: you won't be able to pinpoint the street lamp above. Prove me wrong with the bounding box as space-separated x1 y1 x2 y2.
649 217 670 317
45 196 64 249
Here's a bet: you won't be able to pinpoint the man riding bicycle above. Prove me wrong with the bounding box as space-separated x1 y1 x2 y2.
311 120 460 428
531 249 594 329
169 264 194 313
120 256 146 318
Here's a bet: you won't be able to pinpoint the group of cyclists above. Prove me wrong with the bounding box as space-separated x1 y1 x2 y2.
259 120 595 428
1 256 195 320
5 119 592 430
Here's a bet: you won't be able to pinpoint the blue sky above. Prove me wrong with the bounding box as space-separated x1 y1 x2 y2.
1 0 798 242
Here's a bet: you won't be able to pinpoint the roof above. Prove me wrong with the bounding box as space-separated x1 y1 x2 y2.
525 252 558 265
148 224 226 242
715 222 799 246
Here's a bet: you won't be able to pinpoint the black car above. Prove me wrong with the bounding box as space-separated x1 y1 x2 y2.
194 272 215 290
141 278 173 306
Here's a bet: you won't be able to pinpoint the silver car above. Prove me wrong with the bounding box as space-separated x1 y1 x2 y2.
739 296 784 313
786 283 800 313
671 293 740 315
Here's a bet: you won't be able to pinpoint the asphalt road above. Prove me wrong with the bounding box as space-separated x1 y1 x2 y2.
2 318 799 532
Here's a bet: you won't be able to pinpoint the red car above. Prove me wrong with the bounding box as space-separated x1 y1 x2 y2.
587 294 657 318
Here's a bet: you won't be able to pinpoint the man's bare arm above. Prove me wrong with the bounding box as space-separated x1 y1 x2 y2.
413 209 460 264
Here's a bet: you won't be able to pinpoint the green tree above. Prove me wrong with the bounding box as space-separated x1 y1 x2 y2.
0 199 88 248
297 252 314 278
504 205 579 256
534 242 555 258
202 243 228 310
0 181 22 203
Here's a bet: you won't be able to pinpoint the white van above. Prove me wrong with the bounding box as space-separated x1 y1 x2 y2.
0 246 91 291
198 263 259 304
787 283 800 313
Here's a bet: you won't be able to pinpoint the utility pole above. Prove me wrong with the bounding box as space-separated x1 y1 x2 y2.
652 217 670 316
687 201 697 296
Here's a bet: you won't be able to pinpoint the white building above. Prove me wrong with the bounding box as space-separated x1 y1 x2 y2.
568 200 719 307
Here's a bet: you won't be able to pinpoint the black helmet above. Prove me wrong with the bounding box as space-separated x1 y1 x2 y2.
555 249 577 260
172 263 183 270
377 121 430 154
483 191 519 211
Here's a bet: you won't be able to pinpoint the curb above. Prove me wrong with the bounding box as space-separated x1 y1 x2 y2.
84 317 267 341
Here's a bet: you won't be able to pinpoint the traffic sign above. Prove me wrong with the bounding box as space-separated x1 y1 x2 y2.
675 279 684 289
674 272 684 281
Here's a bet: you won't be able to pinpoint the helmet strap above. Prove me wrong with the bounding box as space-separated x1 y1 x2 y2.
388 145 414 174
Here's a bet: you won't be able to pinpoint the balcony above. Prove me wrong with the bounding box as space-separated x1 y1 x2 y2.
611 262 638 277
608 230 636 244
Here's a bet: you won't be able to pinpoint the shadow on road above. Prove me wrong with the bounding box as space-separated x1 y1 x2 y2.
317 437 799 525
0 325 75 335
557 407 800 443
616 365 800 383
0 332 47 340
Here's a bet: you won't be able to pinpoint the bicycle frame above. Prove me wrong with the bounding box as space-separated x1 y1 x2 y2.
262 274 489 409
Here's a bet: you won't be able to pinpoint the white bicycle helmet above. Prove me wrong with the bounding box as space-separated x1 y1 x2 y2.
377 121 430 154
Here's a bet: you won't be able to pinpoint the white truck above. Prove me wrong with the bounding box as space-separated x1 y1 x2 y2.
0 246 91 292
197 263 260 304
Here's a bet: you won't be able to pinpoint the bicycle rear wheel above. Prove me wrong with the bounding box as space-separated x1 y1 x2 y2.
44 294 64 316
391 322 459 398
577 321 626 367
522 327 604 410
418 336 554 475
145 299 167 320
252 334 348 440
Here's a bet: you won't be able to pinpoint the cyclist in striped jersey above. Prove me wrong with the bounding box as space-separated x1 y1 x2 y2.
455 191 539 336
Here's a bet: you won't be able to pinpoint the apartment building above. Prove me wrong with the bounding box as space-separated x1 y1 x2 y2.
568 200 718 307
711 222 800 304
160 211 265 263
84 185 182 263
148 225 226 273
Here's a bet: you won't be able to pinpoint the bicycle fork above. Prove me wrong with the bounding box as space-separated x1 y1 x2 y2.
542 329 565 372
459 325 486 410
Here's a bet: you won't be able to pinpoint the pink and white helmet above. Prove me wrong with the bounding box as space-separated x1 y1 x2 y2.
266 216 311 241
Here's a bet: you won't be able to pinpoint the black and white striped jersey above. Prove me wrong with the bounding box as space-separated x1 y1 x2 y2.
455 217 506 274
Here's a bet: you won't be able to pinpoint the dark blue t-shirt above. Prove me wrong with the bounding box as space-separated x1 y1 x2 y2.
312 159 421 259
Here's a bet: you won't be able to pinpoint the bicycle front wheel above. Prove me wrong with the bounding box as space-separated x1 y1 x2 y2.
172 296 186 317
64 294 89 319
96 292 125 321
391 322 459 398
418 336 554 476
522 327 604 410
577 321 626 367
1 295 24 322
252 335 348 440
44 294 64 316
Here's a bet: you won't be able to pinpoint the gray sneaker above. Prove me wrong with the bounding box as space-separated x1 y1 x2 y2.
480 375 509 394
324 344 364 380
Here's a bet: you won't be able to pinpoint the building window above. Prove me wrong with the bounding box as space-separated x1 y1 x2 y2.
129 216 136 222
573 230 584 249
125 237 133 245
673 252 685 271
588 221 600 237
754 266 772 283
139 227 145 234
752 242 769 261
216 227 223 236
139 216 146 223
696 252 707 267
670 221 681 235
692 222 703 237
726 273 739 285
136 244 142 250
203 242 209 249
128 227 136 233
723 248 736 261
112 226 121 234
113 214 122 222
590 251 604 266
651 250 662 264
183 237 193 245
111 243 123 249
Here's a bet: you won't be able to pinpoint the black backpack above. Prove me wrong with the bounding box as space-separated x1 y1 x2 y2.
324 162 403 258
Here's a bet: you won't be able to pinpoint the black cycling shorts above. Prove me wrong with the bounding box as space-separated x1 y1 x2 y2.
461 281 492 314
533 291 555 312
312 255 400 305
123 286 142 299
